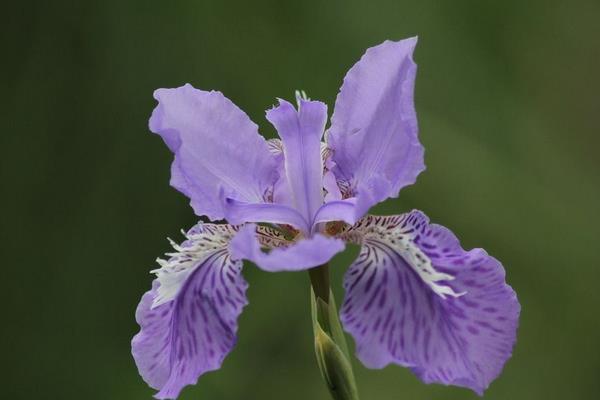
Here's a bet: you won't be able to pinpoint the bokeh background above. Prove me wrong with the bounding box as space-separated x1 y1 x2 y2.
3 0 599 399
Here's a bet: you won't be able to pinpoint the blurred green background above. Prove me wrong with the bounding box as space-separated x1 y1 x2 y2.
3 0 599 399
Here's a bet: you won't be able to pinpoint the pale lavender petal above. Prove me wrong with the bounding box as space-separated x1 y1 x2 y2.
322 145 343 202
150 84 277 221
328 38 425 213
353 173 394 218
132 224 248 399
266 99 327 223
312 198 359 228
230 224 345 272
223 197 310 234
323 169 343 202
340 212 520 395
266 138 294 207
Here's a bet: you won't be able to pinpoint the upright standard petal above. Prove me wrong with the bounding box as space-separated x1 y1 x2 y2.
230 224 345 272
327 38 425 213
132 224 248 399
266 99 327 225
150 84 277 221
340 212 520 395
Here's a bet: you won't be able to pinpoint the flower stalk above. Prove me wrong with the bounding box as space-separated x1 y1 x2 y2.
309 264 359 400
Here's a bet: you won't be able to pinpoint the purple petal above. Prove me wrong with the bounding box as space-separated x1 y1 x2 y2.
266 138 295 207
323 169 343 202
230 224 345 272
340 212 520 395
223 197 310 234
312 198 359 228
150 84 277 221
132 224 248 399
328 38 425 214
266 99 327 224
317 174 393 227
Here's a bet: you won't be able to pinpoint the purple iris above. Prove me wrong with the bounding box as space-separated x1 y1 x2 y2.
132 37 520 399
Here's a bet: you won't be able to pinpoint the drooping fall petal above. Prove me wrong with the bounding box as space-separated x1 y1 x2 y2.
132 224 248 399
340 211 520 395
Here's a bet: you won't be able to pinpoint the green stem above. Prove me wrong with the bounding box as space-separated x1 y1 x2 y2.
309 264 330 303
309 264 360 400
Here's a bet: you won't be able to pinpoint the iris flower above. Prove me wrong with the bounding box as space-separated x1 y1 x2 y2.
132 38 520 399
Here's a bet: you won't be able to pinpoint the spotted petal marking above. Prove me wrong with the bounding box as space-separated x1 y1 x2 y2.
340 211 520 394
132 223 248 399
